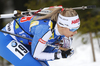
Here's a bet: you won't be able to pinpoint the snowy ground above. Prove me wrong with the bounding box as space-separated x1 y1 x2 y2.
48 34 100 66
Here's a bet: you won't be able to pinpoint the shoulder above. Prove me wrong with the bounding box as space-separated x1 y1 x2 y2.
30 19 51 28
35 24 50 34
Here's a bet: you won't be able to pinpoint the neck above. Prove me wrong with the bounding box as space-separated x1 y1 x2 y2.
55 24 61 35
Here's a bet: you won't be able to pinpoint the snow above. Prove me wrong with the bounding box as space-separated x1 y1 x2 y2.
48 34 100 66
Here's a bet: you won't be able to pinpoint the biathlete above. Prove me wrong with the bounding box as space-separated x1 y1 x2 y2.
0 7 80 66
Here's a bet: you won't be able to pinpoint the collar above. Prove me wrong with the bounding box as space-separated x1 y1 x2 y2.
55 24 61 35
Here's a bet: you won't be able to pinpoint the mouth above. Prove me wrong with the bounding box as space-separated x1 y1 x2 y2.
71 35 73 36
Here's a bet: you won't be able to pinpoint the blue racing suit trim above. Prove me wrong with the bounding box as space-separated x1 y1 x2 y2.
31 25 50 55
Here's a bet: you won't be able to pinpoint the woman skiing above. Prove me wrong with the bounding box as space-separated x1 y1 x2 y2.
0 7 80 66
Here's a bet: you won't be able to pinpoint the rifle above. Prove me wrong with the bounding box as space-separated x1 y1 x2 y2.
0 5 96 19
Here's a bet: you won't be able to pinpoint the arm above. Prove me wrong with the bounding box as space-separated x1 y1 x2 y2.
61 37 74 58
31 25 55 61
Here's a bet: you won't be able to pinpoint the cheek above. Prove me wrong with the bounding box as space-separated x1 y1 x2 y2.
63 29 70 35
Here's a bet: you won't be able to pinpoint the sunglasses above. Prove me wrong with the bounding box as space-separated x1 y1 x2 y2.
70 28 78 32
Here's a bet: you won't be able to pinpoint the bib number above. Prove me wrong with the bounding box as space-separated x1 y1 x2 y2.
20 16 33 22
7 40 29 60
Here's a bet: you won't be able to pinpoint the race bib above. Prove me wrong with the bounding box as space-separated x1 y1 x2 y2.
7 40 29 60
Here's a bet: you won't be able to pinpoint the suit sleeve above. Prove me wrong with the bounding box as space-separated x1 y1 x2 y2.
31 25 55 61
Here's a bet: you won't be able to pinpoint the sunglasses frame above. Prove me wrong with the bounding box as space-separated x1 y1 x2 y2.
69 28 78 32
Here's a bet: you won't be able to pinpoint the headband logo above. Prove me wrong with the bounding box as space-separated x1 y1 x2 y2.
59 15 68 21
59 22 64 26
71 18 80 24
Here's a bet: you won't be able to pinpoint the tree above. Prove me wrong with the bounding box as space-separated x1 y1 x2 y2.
78 13 100 62
13 0 29 10
0 0 4 29
25 0 57 10
90 14 100 50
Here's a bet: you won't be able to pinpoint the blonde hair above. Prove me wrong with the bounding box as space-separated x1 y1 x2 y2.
36 8 78 22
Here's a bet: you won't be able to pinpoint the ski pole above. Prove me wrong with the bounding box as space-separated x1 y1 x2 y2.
0 30 69 51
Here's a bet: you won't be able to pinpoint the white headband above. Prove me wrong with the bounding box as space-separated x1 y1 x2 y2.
57 14 80 29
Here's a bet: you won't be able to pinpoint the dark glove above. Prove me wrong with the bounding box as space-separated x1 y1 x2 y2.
54 51 62 59
61 49 72 58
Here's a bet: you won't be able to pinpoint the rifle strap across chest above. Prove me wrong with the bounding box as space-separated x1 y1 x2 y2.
13 17 33 38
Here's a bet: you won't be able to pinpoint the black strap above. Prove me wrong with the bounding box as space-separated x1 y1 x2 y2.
50 20 62 44
51 20 61 43
13 17 33 38
50 21 62 51
51 20 56 33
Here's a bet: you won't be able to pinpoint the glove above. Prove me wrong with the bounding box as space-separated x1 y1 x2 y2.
54 49 74 59
61 49 74 58
54 51 62 59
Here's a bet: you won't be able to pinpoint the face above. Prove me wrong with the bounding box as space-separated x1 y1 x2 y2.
57 24 78 37
62 27 77 37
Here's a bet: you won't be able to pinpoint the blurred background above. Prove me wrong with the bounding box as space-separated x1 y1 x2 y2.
0 0 100 66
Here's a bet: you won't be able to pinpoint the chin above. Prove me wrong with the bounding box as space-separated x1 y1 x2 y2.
65 35 69 38
70 35 74 37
